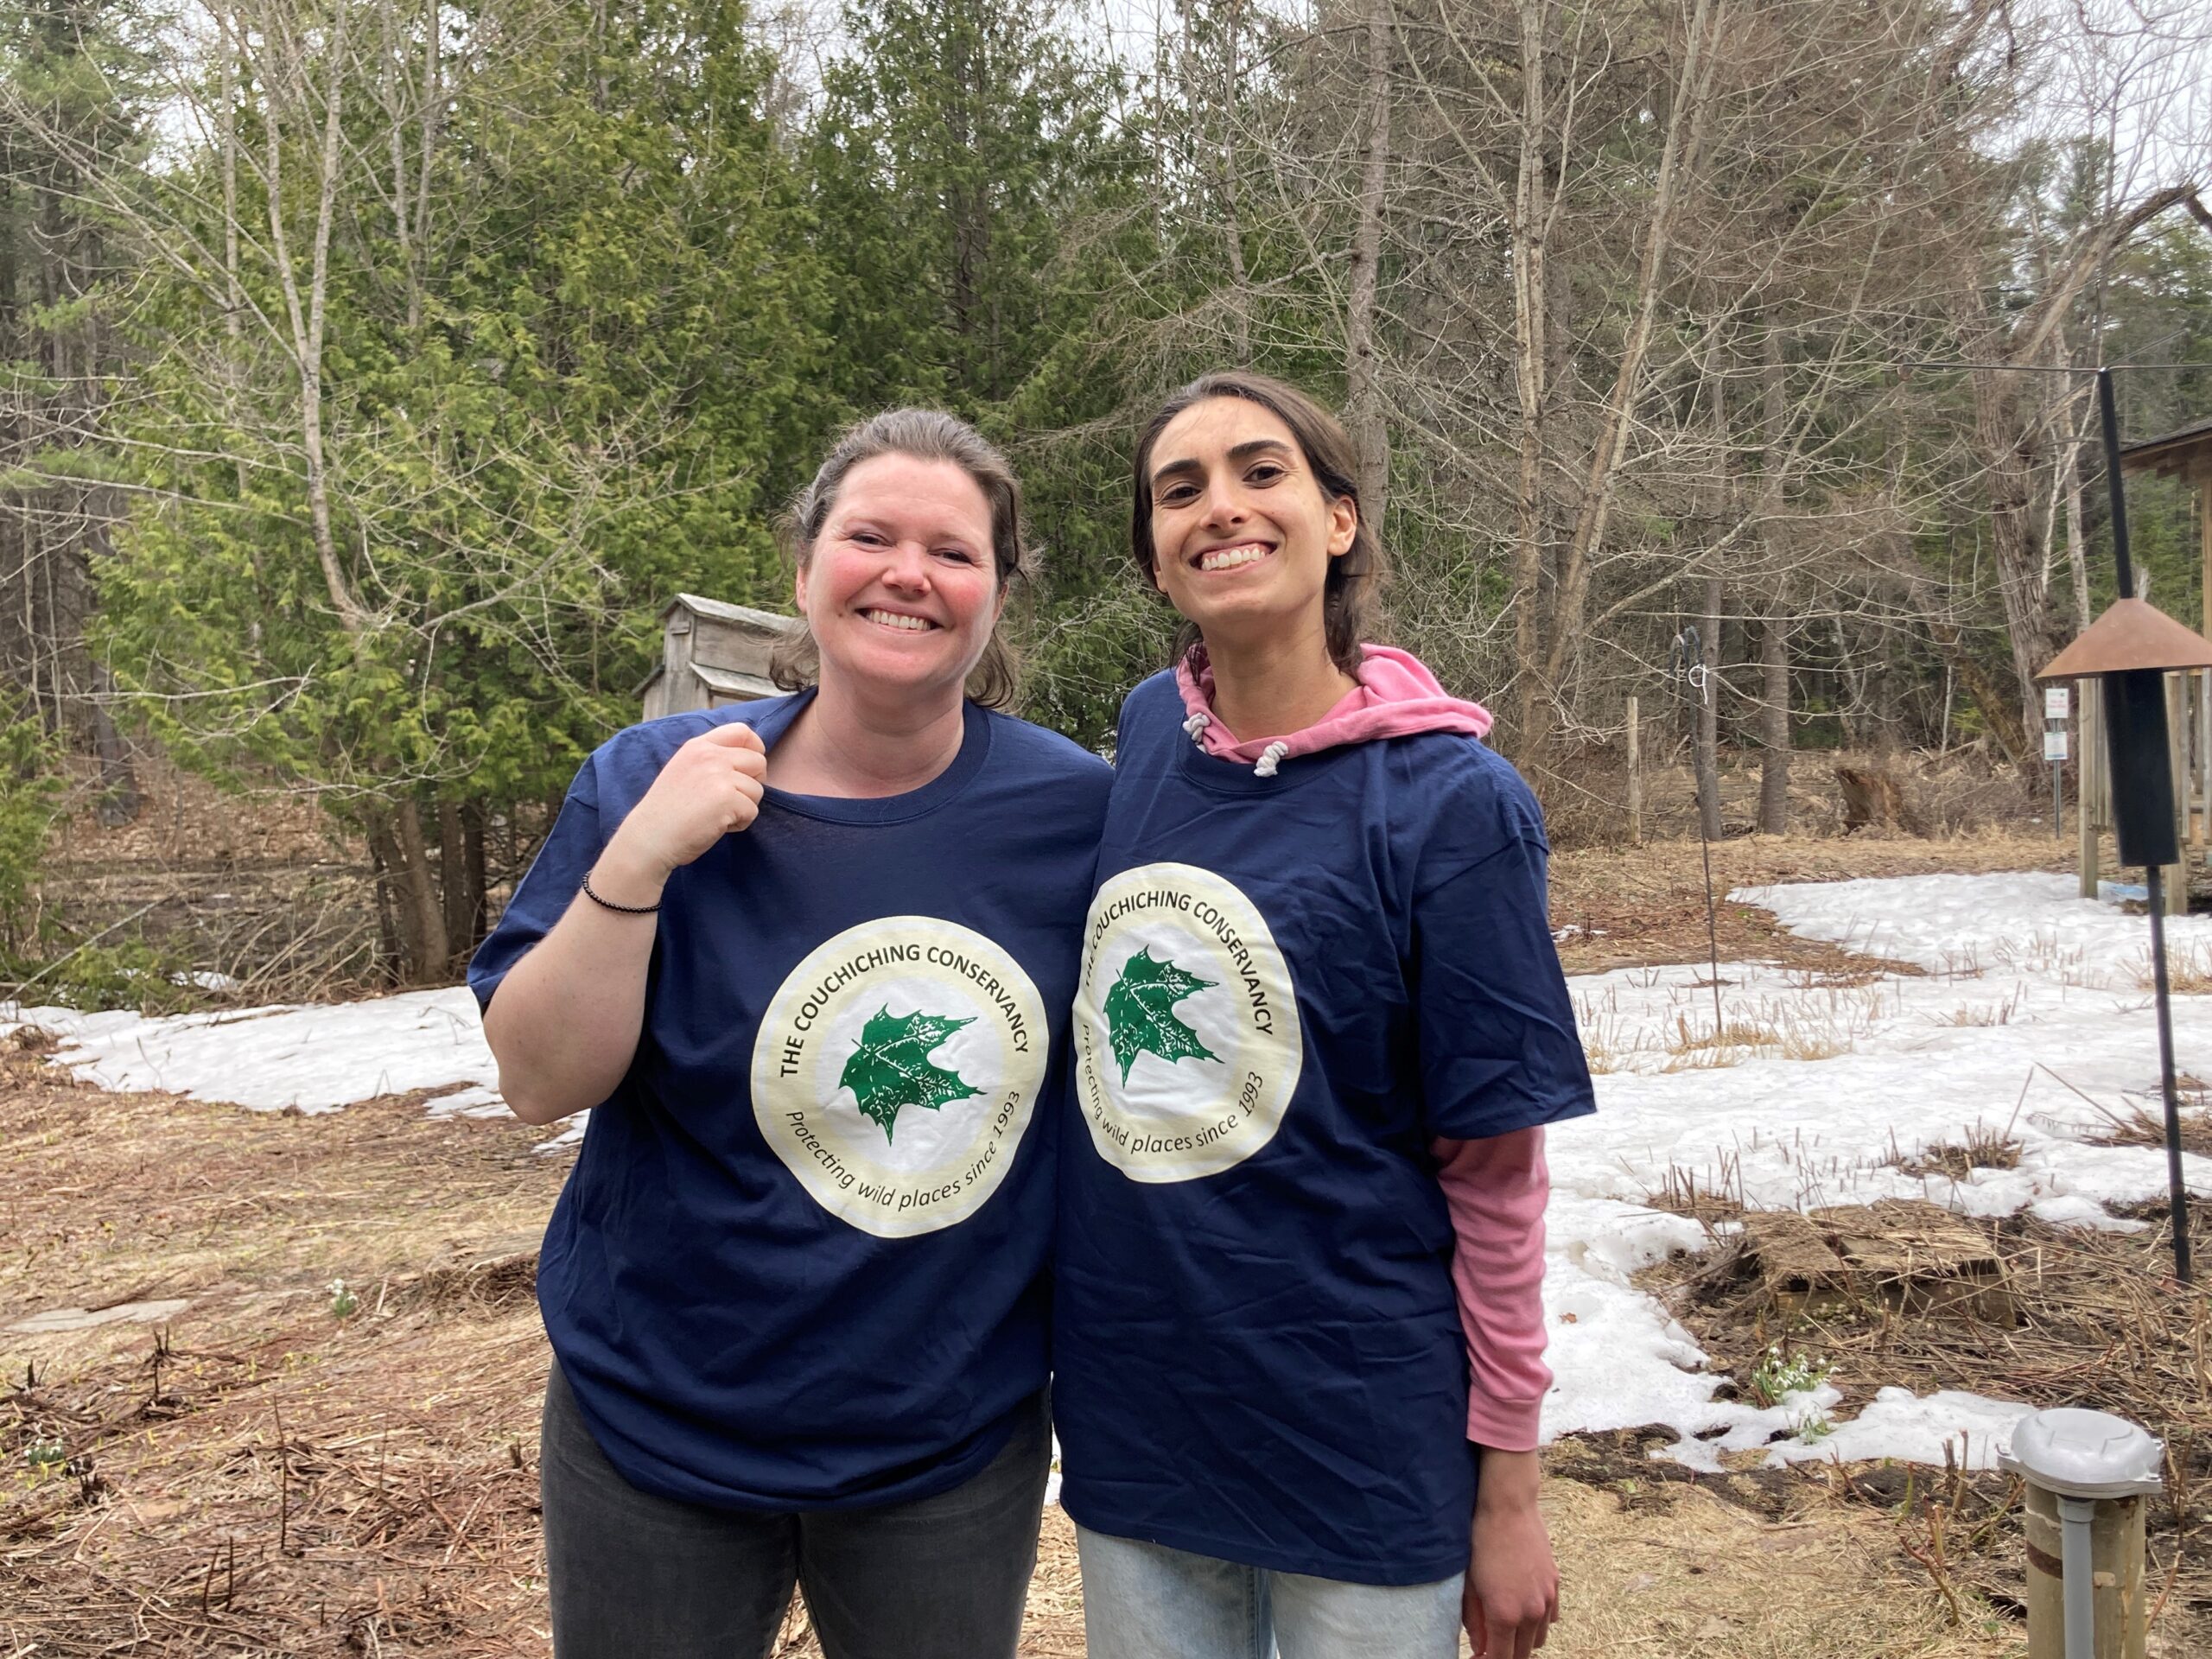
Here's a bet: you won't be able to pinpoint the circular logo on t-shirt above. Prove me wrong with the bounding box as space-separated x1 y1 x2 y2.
1071 862 1301 1182
752 918 1047 1237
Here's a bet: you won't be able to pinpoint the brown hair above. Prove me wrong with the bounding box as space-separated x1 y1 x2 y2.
1130 370 1387 677
771 409 1035 709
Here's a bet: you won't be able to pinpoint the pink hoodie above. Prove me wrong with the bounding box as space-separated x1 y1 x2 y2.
1174 643 1554 1452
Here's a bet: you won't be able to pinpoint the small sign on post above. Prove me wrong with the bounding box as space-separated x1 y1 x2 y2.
2045 713 2070 842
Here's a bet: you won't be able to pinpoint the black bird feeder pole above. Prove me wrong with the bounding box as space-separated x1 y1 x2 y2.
2096 366 2193 1285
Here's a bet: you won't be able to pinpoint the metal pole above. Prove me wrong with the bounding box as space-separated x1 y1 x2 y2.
2143 865 2195 1283
2053 759 2062 839
2100 367 2192 1283
2057 1497 2096 1659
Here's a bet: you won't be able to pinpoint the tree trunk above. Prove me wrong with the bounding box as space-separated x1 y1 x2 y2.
462 801 488 950
1926 620 2031 764
90 664 137 825
1342 0 1393 531
394 798 449 980
1520 0 1719 767
1756 322 1789 835
1697 575 1723 842
1970 370 2064 744
364 817 404 984
438 798 470 969
1758 604 1789 835
2063 432 2090 632
1505 0 1555 763
365 799 449 984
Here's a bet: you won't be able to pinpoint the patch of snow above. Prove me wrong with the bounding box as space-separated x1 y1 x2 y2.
0 988 491 1112
1768 1388 2033 1471
1542 869 2210 1470
425 1083 510 1119
533 1111 590 1154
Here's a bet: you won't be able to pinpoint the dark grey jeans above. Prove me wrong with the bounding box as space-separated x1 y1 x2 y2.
539 1363 1050 1659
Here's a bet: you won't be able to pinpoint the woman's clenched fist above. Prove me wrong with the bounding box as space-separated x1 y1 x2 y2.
593 721 769 905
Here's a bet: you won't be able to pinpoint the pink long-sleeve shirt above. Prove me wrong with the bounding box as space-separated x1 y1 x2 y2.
1176 646 1555 1452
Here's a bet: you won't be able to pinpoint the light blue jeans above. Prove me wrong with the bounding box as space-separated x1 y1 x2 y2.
1075 1526 1465 1659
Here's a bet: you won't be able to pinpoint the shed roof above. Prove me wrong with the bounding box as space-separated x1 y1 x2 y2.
690 664 782 699
2118 416 2212 480
635 661 786 701
660 593 792 632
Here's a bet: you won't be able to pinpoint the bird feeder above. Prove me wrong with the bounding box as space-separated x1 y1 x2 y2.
2036 368 2209 1284
2040 598 2212 874
2000 1408 2163 1659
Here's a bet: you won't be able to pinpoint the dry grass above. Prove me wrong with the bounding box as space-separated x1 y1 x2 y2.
2091 1102 2212 1160
1641 1199 2212 1655
1892 1126 2024 1181
1577 987 1883 1076
0 1050 569 1656
0 1041 2058 1658
1546 827 2070 978
1539 1478 2024 1658
2140 940 2212 997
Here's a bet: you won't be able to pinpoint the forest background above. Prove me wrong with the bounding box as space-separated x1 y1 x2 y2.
2 0 2210 988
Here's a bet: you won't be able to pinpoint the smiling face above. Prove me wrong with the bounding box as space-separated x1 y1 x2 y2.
1142 397 1357 650
796 452 1005 708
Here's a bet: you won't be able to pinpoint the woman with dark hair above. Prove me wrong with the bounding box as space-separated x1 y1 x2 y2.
1055 372 1594 1658
474 410 1111 1658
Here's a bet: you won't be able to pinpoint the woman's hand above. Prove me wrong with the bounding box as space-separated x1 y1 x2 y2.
1464 1448 1559 1659
596 722 768 901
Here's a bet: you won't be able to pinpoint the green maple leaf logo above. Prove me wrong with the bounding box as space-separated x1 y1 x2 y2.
839 1005 982 1142
1103 947 1219 1082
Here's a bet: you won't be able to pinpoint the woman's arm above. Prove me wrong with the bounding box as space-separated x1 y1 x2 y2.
1466 1446 1559 1659
483 721 768 1124
1433 1128 1560 1657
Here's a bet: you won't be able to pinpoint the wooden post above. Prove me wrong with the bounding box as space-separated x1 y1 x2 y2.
1624 696 1643 844
2080 677 2101 900
2201 462 2212 850
2185 668 2202 849
2198 461 2210 645
2166 672 2190 913
2021 1485 2151 1659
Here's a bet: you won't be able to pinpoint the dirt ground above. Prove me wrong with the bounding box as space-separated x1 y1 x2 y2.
0 1048 2028 1659
7 827 2130 1656
1547 826 2088 977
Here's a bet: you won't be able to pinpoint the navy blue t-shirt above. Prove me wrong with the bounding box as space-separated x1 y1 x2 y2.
1053 671 1596 1583
470 692 1112 1511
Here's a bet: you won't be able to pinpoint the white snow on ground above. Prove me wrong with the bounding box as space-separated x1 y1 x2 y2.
5 869 2209 1471
0 987 585 1149
1543 869 2212 1471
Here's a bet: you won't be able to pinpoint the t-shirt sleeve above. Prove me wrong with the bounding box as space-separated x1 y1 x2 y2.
1411 765 1596 1141
466 759 607 1014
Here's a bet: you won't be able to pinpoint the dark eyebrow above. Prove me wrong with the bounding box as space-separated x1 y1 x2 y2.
1150 438 1295 491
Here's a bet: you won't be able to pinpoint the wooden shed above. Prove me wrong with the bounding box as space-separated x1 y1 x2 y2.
2120 416 2212 636
638 594 792 721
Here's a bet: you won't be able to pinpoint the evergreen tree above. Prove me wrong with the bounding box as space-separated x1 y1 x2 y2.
90 0 833 981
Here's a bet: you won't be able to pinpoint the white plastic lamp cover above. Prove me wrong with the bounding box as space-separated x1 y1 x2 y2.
1999 1408 2164 1499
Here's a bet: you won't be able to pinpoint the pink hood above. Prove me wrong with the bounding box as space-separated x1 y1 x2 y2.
1174 644 1493 775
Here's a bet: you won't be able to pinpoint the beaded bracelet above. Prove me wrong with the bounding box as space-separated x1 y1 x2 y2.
581 871 662 915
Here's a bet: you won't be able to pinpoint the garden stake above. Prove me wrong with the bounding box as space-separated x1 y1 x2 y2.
1672 628 1724 1036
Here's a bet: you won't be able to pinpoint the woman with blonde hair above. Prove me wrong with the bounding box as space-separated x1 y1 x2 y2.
474 409 1111 1658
